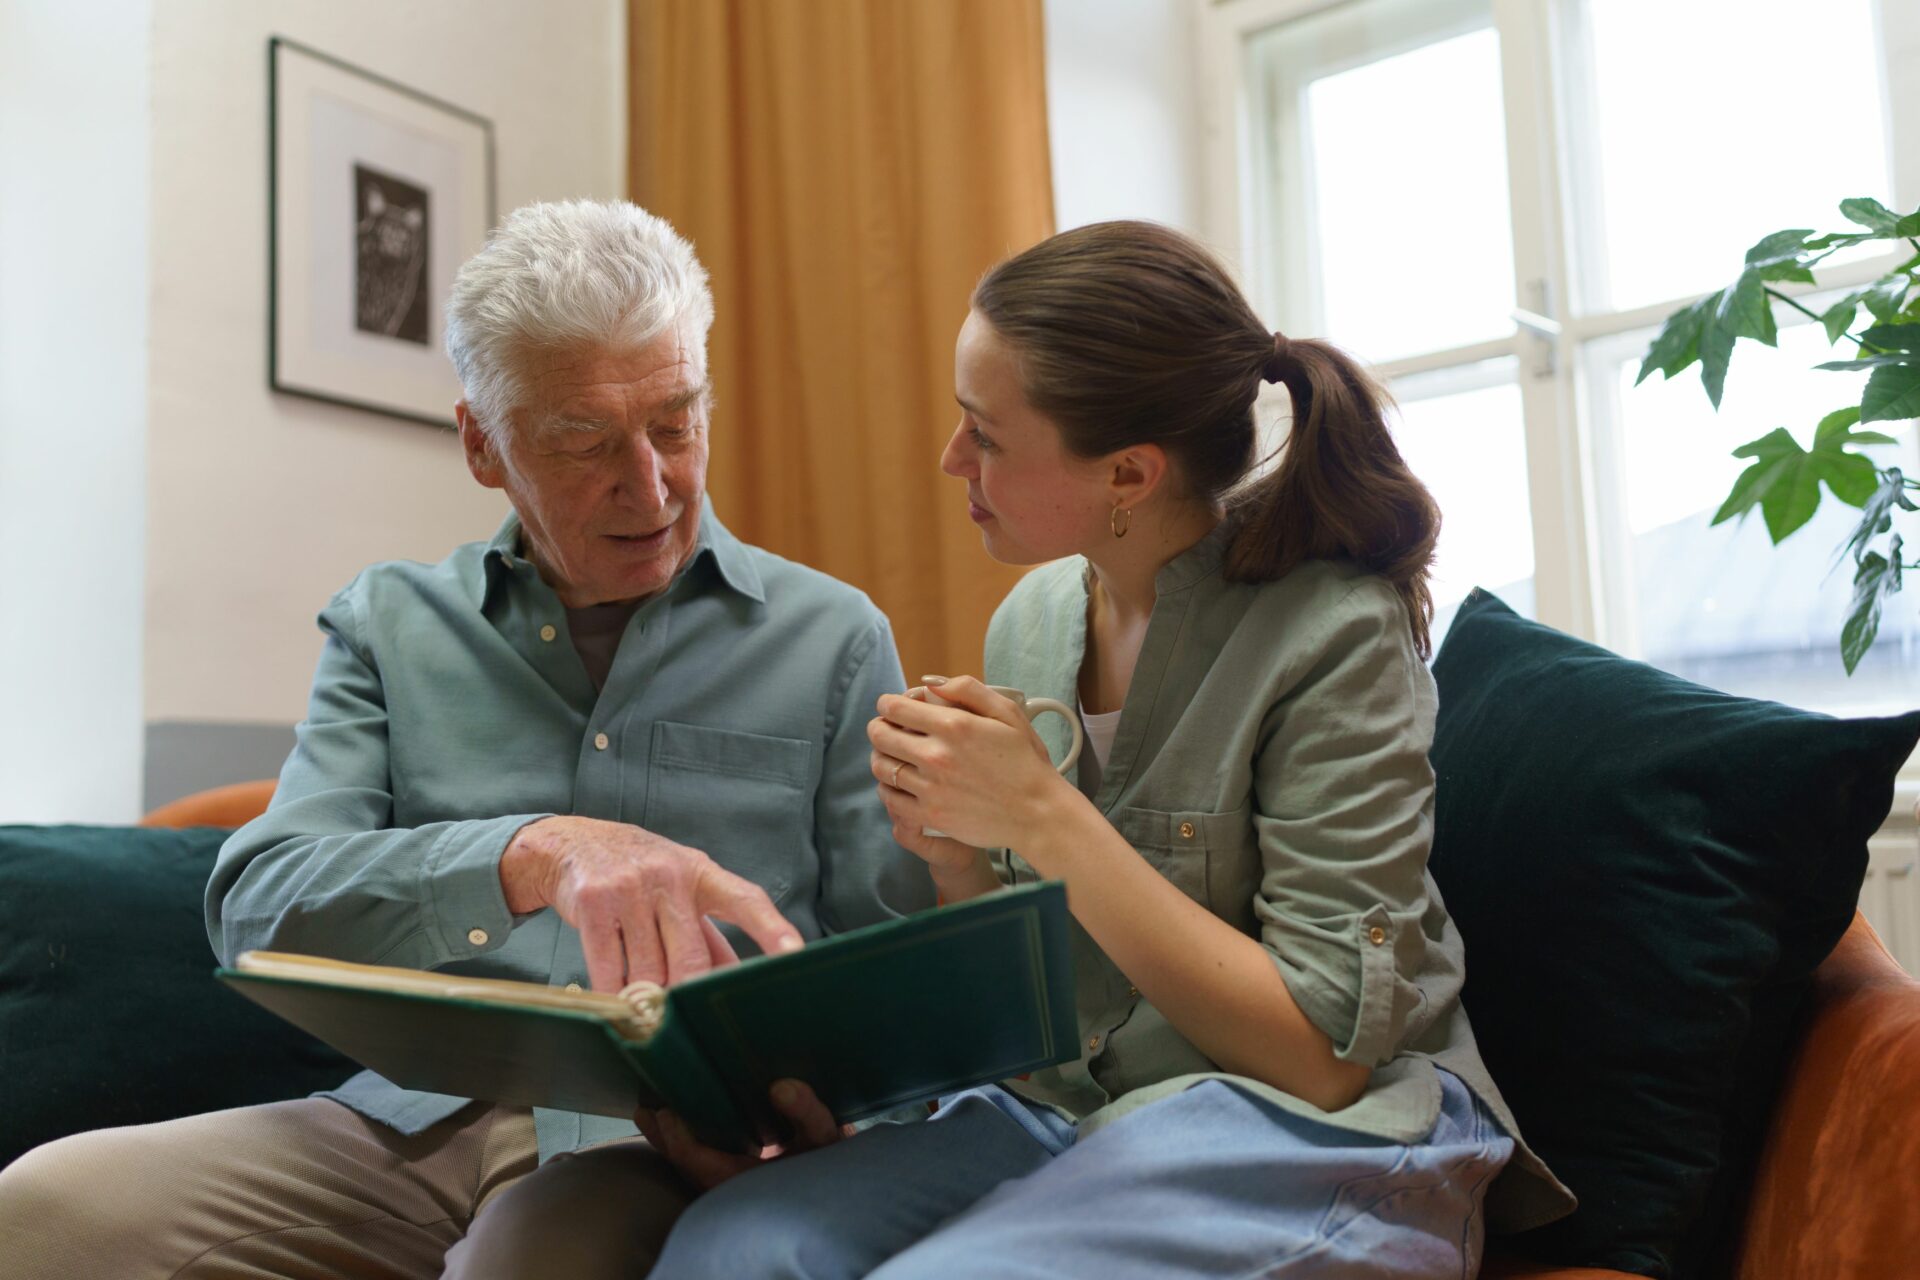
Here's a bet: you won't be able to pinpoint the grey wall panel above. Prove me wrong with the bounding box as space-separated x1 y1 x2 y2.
144 721 296 811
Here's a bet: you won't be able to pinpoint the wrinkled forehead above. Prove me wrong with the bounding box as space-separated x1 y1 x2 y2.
514 336 710 430
527 380 711 440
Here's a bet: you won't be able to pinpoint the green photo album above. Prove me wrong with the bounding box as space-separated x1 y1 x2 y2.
218 880 1076 1152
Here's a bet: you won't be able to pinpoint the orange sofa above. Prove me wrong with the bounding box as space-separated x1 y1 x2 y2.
151 783 1920 1279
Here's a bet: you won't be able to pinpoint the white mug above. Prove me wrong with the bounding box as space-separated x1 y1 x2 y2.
910 680 1084 838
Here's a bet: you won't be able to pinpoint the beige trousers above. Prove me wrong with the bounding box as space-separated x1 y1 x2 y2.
0 1099 690 1278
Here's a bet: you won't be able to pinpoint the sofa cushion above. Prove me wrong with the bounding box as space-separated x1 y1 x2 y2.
0 825 355 1168
1426 590 1920 1280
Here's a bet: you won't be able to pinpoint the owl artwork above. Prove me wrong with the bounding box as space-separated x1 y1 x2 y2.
354 164 430 345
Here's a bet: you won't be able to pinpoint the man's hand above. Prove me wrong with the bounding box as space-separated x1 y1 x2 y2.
635 1079 850 1191
499 815 803 990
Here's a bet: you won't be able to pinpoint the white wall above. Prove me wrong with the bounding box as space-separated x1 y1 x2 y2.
5 0 1199 817
144 0 627 729
1044 0 1205 234
0 1 153 822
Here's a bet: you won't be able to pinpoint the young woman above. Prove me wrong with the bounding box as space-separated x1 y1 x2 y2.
638 221 1574 1278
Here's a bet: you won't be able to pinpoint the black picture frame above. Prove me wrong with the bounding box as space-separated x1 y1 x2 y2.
268 37 497 429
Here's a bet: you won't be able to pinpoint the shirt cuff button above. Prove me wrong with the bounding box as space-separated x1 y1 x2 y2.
1368 925 1387 946
539 624 557 642
468 927 490 946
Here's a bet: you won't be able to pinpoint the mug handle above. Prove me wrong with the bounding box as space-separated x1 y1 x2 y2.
1022 697 1084 775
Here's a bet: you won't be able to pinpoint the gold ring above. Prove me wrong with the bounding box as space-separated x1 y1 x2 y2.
890 761 903 788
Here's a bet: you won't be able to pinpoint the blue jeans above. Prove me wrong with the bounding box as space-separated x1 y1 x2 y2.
650 1068 1514 1279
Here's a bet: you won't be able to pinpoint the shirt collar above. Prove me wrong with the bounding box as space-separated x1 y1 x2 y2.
478 495 766 611
692 497 767 603
1151 514 1237 595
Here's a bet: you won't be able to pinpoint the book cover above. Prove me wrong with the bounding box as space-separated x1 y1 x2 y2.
218 880 1076 1150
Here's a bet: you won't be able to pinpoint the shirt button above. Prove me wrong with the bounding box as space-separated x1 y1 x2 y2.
1178 821 1195 840
539 624 557 642
594 732 610 750
1127 985 1139 998
1087 1036 1100 1051
467 927 489 946
1369 926 1387 946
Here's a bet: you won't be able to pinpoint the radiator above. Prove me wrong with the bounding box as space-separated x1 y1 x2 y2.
1859 787 1920 977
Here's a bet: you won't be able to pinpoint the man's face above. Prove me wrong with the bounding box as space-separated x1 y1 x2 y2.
459 328 710 608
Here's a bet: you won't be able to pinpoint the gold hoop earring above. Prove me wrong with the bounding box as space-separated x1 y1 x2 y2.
1110 506 1131 539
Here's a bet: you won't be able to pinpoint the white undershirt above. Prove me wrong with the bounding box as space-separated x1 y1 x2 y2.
1078 702 1123 794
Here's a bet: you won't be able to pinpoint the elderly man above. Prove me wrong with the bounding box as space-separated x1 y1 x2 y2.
0 200 932 1277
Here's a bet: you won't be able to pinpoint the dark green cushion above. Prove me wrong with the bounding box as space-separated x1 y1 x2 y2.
1427 591 1920 1280
0 825 355 1167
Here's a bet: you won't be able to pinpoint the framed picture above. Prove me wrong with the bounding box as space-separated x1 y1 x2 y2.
269 37 495 428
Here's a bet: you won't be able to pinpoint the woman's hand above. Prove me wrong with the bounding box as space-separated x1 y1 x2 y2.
634 1078 850 1191
867 676 1076 853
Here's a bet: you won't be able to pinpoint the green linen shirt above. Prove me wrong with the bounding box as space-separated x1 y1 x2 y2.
983 520 1576 1234
207 501 934 1163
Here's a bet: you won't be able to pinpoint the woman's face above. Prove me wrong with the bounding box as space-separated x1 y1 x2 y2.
942 310 1113 566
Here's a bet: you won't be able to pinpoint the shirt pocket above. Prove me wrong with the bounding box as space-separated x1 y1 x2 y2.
642 721 815 905
1109 804 1214 907
1110 802 1259 929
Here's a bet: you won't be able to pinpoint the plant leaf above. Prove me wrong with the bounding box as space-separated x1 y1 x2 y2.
1816 355 1917 371
1715 429 1821 540
1746 229 1815 281
1842 551 1894 674
1822 293 1864 344
1813 406 1863 447
1814 450 1879 507
1716 428 1802 526
1762 457 1823 542
1809 406 1893 507
1864 276 1911 324
1730 426 1802 460
1840 469 1912 569
1718 269 1776 345
1711 453 1794 525
1718 418 1893 536
1699 306 1738 409
1861 363 1920 423
1841 197 1904 235
1637 293 1713 386
1745 228 1814 266
1860 323 1920 353
1805 231 1874 250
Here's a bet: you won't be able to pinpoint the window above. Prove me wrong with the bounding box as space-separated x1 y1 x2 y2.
1205 0 1920 720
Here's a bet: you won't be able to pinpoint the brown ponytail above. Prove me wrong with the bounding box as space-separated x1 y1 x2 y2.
971 220 1441 658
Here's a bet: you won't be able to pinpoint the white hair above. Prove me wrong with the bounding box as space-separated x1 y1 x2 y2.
445 200 715 439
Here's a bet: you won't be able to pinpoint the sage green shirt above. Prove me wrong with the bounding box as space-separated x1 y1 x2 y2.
207 502 933 1163
983 521 1575 1234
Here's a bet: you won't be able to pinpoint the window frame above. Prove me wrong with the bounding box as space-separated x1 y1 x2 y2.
1200 0 1920 664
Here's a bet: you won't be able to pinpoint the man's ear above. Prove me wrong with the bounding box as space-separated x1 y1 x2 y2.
1108 443 1171 511
457 401 507 491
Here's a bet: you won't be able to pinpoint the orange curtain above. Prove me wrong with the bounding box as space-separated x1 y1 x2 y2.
629 0 1054 682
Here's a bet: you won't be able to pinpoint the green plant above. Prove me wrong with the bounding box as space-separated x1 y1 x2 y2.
1639 197 1920 673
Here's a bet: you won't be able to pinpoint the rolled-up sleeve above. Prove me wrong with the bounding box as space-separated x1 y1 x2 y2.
1252 581 1437 1067
813 614 935 932
205 585 550 970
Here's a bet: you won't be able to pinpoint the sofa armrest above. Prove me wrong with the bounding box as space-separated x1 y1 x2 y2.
1733 912 1920 1280
140 779 276 829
